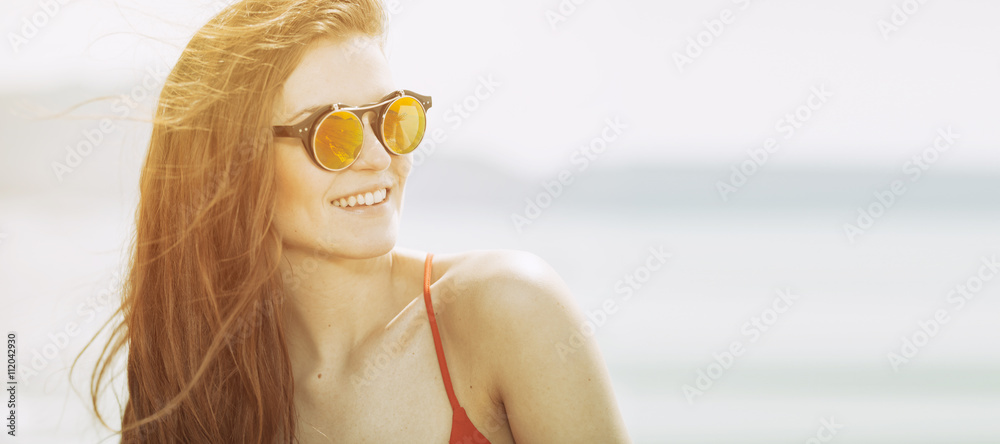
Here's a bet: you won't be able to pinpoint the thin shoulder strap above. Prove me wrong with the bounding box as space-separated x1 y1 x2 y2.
423 252 461 410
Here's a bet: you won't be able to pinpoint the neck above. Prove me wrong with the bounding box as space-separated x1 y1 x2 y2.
278 248 405 374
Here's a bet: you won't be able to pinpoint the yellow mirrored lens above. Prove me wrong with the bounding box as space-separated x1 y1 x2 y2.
382 96 426 154
314 112 362 170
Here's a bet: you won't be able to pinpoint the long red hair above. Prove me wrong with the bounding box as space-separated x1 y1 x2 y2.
72 1 387 442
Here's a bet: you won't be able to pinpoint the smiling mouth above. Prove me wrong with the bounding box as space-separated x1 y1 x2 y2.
332 187 389 208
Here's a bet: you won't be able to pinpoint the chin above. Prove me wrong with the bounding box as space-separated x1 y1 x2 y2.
335 237 398 259
278 211 402 258
318 227 399 258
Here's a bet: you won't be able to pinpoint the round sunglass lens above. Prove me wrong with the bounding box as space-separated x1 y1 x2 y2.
314 111 363 170
381 96 426 154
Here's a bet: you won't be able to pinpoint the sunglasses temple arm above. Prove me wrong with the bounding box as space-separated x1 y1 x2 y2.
402 89 432 110
272 125 311 149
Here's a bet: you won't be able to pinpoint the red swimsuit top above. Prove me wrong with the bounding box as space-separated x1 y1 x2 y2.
423 253 492 444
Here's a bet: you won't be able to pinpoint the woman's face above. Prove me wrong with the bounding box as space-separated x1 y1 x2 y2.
271 35 411 259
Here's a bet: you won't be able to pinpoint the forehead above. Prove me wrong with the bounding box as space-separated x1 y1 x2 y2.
274 35 395 123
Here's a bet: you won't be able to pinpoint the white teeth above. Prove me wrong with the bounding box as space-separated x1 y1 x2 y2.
333 188 388 207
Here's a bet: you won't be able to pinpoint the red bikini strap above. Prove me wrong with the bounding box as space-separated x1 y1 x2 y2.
423 253 461 409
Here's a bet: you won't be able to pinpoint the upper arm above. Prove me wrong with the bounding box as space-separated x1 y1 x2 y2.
468 250 631 443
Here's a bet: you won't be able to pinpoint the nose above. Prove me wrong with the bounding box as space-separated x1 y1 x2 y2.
349 110 391 171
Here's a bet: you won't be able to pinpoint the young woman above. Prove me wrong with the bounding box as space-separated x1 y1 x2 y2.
79 0 630 442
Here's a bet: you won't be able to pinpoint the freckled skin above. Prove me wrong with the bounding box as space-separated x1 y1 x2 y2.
270 35 629 444
271 34 410 260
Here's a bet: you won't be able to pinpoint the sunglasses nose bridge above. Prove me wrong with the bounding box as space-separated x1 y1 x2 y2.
347 108 393 170
348 104 386 134
354 104 395 151
355 107 377 125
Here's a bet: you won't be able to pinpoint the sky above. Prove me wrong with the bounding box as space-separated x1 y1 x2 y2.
1 2 998 442
2 0 999 177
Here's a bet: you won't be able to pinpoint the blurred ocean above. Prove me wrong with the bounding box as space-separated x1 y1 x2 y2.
2 88 1000 444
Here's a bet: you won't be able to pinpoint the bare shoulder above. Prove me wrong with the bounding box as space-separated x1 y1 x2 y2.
431 249 632 441
431 249 575 323
424 248 579 357
437 248 562 286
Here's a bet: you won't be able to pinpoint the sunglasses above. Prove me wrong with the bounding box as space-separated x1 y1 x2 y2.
272 89 432 171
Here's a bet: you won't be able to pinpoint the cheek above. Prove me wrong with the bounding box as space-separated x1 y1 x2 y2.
393 154 413 184
275 142 302 201
274 141 327 222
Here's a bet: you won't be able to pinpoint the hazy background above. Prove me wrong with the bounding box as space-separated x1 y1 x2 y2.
2 0 999 442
